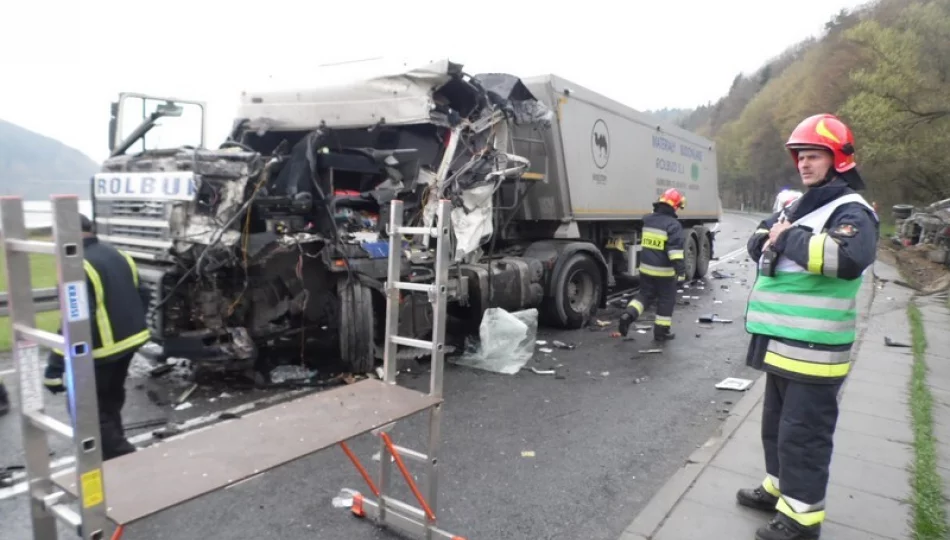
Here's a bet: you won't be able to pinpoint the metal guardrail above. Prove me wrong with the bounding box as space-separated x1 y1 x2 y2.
0 287 59 317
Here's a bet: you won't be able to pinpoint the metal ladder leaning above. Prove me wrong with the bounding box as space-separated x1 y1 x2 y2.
1 195 109 540
341 198 464 540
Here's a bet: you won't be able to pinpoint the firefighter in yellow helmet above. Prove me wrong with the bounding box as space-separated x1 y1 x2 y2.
736 114 879 540
612 188 688 341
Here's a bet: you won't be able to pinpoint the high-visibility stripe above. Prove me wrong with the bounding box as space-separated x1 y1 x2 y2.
762 475 781 497
640 264 675 277
626 299 644 314
777 496 826 527
764 351 851 378
668 249 684 260
655 315 672 327
642 228 667 251
54 254 148 360
751 291 856 311
119 250 139 287
807 233 840 276
766 340 852 365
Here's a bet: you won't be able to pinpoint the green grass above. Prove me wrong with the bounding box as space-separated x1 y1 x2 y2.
0 234 62 352
907 301 950 540
880 221 896 239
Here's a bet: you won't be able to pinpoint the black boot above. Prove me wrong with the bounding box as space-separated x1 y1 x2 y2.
736 485 778 512
654 326 676 341
0 382 9 416
755 512 820 540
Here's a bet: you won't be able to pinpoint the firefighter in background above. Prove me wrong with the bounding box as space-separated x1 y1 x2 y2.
736 114 879 540
0 377 8 416
42 215 151 460
612 188 688 341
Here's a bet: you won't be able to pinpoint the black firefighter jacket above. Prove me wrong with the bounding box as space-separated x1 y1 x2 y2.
50 236 151 369
640 203 688 279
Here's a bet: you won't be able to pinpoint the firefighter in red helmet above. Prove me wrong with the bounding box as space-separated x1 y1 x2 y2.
612 188 687 342
736 114 879 540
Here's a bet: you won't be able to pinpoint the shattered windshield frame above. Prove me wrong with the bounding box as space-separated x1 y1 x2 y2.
110 92 207 156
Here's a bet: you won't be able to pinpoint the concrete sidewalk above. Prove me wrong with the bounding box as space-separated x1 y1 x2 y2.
620 259 946 540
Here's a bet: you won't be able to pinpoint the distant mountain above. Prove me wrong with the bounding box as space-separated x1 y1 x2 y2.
646 107 695 128
0 119 100 200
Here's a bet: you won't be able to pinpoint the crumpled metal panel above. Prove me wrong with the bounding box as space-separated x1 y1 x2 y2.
237 59 462 130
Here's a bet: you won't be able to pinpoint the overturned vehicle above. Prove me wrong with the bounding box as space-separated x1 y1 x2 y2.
93 59 722 379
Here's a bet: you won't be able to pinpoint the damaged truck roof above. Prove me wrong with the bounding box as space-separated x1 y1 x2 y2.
235 58 553 131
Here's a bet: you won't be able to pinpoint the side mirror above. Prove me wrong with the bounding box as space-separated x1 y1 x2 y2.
109 101 118 151
156 101 184 118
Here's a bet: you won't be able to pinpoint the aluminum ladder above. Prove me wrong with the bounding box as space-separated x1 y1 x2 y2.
1 195 109 540
341 198 465 540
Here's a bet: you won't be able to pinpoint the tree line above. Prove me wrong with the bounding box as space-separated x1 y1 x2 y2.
679 0 950 218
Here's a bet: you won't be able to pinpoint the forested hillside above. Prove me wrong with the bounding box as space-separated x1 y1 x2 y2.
0 119 99 199
682 0 950 216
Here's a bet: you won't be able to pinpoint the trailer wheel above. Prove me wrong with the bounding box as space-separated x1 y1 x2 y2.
693 227 711 279
682 234 699 281
541 252 602 329
338 279 376 374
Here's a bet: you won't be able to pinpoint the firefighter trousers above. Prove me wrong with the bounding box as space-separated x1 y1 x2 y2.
761 372 842 526
629 274 678 333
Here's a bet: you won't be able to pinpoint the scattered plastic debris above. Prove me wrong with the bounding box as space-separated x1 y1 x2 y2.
698 314 733 324
711 270 734 279
639 349 663 354
529 367 556 375
538 347 554 354
715 377 754 391
595 320 611 327
884 336 911 348
521 450 536 458
552 340 575 350
270 365 318 384
453 307 539 374
332 488 358 508
174 402 193 411
536 340 548 345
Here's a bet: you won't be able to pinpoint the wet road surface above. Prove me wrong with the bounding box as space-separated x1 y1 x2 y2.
0 212 765 540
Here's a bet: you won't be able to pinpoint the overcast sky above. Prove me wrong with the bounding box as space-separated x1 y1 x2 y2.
1 0 869 164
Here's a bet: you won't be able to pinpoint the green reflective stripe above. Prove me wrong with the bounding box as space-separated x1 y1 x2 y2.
119 250 139 287
627 299 644 314
83 260 115 346
747 302 856 323
655 315 672 326
766 340 852 365
754 271 862 299
668 249 684 260
751 291 856 312
640 263 675 277
94 330 150 359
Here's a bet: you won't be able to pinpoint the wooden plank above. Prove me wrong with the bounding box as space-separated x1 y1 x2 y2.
52 379 440 525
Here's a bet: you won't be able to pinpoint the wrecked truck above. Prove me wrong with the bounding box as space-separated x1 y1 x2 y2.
91 59 722 379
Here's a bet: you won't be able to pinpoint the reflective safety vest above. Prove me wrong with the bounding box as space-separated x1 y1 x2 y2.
745 193 875 381
53 246 150 361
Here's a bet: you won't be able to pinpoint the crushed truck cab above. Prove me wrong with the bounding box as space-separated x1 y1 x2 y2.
93 59 721 379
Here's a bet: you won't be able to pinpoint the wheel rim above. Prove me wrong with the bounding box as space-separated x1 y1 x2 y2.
566 269 595 313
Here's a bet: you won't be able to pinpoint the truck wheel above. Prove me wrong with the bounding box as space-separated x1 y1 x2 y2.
693 227 711 279
682 234 698 281
541 252 602 329
338 279 376 374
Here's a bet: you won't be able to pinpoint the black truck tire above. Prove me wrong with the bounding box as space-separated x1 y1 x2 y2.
682 233 698 281
693 226 711 279
338 278 376 374
541 252 603 329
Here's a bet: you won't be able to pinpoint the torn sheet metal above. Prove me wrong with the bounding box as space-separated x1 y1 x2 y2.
238 59 464 130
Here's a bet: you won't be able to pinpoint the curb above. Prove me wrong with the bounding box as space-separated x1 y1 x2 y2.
619 372 766 539
620 260 881 540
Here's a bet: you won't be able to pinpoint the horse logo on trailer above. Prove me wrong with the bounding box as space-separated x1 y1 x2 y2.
591 119 610 169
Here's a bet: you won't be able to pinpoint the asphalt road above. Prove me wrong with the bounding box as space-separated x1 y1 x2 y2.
0 212 765 540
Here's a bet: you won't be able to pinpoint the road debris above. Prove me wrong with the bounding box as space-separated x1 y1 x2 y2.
884 336 911 348
453 307 539 374
521 450 536 458
698 314 733 324
639 349 663 354
529 367 556 375
715 377 754 391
